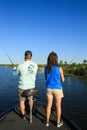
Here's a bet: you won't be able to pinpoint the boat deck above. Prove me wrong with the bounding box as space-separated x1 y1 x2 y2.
0 104 81 130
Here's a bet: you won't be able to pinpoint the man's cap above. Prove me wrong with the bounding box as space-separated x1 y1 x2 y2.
25 50 32 58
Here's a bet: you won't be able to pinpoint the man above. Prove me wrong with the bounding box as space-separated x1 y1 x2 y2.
14 50 38 121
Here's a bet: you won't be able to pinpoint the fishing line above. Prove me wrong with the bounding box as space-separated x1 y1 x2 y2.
1 50 14 67
4 51 14 65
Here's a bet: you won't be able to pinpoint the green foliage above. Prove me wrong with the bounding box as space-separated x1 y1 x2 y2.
0 62 87 78
63 63 87 78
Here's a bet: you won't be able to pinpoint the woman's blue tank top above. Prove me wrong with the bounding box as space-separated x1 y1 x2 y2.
45 66 63 89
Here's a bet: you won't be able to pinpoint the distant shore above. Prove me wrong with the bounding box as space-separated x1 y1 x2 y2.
0 63 87 79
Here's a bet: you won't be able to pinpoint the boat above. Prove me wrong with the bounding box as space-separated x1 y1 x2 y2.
0 89 81 130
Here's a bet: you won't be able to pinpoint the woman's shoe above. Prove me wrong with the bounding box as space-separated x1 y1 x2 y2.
57 121 63 127
46 122 49 126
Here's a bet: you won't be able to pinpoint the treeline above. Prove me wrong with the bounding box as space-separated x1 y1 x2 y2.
38 60 87 78
0 64 18 68
59 60 87 78
0 60 87 78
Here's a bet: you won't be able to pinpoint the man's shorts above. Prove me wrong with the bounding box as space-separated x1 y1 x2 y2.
46 88 64 99
18 88 33 101
18 88 26 101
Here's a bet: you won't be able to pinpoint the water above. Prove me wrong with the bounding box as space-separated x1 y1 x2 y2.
0 67 87 130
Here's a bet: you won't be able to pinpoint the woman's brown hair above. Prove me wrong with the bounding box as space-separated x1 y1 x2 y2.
46 51 58 73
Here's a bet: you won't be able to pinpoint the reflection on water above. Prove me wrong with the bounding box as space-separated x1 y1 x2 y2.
62 77 87 130
0 67 87 130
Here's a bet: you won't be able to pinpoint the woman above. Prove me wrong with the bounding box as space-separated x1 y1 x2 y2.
44 51 65 127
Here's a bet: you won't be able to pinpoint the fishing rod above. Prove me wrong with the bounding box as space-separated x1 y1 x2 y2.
1 50 18 69
4 51 14 65
2 50 16 68
4 51 14 66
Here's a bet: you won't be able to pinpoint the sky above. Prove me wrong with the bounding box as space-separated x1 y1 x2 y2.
0 0 87 64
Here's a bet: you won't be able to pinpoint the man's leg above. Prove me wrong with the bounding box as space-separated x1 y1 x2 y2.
20 100 25 115
19 100 26 120
18 88 26 119
28 96 33 123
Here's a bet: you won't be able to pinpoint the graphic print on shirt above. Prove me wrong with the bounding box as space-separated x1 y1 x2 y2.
28 64 34 74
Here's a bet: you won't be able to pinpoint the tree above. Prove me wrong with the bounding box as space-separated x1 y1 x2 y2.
83 60 87 64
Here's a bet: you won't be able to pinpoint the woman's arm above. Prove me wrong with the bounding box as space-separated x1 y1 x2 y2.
60 67 65 82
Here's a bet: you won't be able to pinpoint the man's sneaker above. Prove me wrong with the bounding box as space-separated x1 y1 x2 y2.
30 118 32 123
21 114 26 120
57 121 63 128
46 122 49 126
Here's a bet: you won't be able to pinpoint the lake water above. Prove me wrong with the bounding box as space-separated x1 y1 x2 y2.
0 66 87 130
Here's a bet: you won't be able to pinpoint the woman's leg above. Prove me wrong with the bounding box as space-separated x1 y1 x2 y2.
46 96 53 123
55 98 62 123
